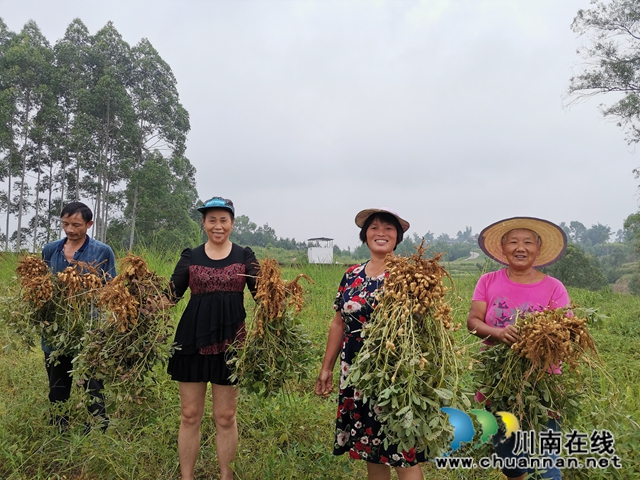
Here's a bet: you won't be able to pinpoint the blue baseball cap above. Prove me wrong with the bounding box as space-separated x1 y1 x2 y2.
197 197 235 216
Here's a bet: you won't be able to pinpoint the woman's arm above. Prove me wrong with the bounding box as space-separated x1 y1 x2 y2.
243 246 260 298
166 248 192 302
314 311 344 397
467 300 520 346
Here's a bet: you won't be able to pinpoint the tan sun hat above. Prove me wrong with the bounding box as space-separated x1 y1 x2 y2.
478 217 567 268
355 208 410 232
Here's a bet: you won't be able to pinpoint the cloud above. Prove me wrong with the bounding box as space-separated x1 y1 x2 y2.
2 0 637 250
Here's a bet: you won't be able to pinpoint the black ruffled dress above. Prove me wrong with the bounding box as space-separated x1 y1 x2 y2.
167 243 259 385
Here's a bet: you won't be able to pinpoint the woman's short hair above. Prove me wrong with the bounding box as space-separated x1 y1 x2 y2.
359 212 404 250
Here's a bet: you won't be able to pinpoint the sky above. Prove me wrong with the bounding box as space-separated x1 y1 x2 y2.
2 0 638 250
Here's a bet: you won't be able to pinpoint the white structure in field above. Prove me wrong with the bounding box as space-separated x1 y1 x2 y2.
307 237 334 264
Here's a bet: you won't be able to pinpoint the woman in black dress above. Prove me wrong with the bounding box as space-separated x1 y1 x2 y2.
315 208 425 480
163 197 259 480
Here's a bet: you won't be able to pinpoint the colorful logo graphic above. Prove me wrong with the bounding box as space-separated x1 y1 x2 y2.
440 407 520 452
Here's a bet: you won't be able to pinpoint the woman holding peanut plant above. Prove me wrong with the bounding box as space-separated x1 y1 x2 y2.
315 208 425 480
467 216 569 480
158 197 259 480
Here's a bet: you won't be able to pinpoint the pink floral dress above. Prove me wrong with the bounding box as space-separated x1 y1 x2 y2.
332 263 426 467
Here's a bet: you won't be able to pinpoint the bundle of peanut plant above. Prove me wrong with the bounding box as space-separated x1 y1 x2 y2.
473 307 603 432
228 258 313 396
1 255 52 350
73 254 174 404
346 243 468 456
4 255 103 364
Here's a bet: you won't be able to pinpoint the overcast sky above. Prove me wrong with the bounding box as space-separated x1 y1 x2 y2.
2 0 638 249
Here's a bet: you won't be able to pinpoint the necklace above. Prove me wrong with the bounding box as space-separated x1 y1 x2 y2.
366 262 386 278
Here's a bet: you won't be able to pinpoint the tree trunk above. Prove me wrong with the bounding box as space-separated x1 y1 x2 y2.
59 110 70 239
16 91 31 251
128 183 139 249
46 158 53 244
33 146 42 252
102 174 110 243
128 144 143 249
4 171 12 251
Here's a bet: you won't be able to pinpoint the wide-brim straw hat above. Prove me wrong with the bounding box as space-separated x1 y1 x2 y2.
478 217 567 268
355 208 410 232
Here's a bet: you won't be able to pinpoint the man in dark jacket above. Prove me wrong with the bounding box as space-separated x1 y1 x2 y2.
41 202 116 432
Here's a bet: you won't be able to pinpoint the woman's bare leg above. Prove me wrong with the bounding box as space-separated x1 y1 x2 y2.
366 462 391 480
178 382 207 480
211 384 239 480
395 463 424 480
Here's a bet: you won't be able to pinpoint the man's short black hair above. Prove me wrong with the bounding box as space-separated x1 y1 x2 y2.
61 202 93 223
358 212 404 250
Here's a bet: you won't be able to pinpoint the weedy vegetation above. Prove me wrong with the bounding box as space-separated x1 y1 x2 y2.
0 251 638 479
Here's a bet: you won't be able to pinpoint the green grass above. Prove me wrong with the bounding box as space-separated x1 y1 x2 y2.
0 254 638 479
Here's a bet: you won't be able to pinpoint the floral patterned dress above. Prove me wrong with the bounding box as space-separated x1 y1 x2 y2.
332 263 426 467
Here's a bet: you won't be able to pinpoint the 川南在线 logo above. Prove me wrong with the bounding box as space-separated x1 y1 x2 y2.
440 407 520 453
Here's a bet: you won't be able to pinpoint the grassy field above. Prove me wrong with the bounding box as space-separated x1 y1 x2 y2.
0 252 638 479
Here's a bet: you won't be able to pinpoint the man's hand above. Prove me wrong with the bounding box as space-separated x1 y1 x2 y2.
140 295 171 315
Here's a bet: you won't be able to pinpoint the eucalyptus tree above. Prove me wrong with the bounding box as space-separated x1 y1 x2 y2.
82 21 137 243
0 18 16 251
45 18 94 238
29 73 75 250
28 95 51 251
120 150 198 250
125 37 190 248
2 21 53 251
0 19 194 250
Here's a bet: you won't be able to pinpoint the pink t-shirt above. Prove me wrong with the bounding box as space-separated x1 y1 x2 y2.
472 269 569 402
472 269 570 341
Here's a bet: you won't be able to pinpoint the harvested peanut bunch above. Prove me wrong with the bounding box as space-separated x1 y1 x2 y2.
512 308 598 375
16 255 54 308
474 306 603 432
75 253 174 405
229 258 313 395
346 242 465 456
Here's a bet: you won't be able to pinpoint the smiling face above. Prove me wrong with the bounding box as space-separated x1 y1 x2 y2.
61 212 93 243
501 229 540 271
365 217 398 255
202 208 234 245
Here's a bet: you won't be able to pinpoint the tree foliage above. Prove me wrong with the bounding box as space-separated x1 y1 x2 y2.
107 151 199 252
560 220 612 246
229 215 305 250
542 244 608 291
569 0 640 144
0 18 194 251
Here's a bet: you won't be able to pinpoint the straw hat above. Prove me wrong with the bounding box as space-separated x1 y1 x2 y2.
355 208 410 232
478 217 567 268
